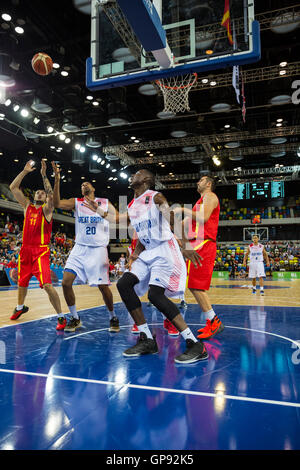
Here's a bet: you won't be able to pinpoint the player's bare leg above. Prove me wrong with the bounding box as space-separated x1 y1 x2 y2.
17 286 28 306
61 271 82 332
43 283 62 314
98 285 120 332
189 288 224 340
259 277 264 295
252 278 257 294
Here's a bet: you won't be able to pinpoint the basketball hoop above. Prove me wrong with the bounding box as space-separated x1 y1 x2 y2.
155 73 198 115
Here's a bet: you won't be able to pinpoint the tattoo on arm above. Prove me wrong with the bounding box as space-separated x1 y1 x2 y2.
42 175 53 195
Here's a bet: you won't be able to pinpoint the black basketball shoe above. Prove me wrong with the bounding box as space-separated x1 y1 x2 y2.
175 339 208 364
109 316 120 333
123 332 158 357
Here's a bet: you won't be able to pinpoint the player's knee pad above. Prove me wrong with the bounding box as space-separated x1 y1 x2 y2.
148 285 180 322
117 272 141 311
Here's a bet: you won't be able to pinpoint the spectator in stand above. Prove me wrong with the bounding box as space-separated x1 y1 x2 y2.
6 256 17 268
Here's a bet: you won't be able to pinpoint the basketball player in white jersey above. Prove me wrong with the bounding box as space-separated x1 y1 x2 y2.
83 169 208 364
51 162 119 332
243 234 270 295
118 254 126 274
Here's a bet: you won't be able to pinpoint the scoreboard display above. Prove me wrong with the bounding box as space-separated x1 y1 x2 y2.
237 181 284 200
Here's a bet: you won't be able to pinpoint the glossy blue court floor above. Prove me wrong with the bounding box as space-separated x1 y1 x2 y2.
0 302 299 450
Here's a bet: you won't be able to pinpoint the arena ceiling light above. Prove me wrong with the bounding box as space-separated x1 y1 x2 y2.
0 113 5 120
53 63 60 69
170 130 187 138
20 108 29 117
61 70 69 77
47 126 54 133
224 142 240 148
92 153 99 161
138 84 158 96
182 146 197 153
210 103 231 113
270 137 287 144
65 138 71 144
271 151 286 158
15 26 24 34
270 94 291 105
212 155 221 166
1 13 12 21
157 110 176 120
270 12 300 34
4 99 11 106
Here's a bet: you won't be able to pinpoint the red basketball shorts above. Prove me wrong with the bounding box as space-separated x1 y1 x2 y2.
186 240 216 291
18 245 52 288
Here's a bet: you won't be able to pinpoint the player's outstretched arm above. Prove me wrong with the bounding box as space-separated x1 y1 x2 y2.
51 161 75 210
41 160 54 221
154 192 202 268
9 160 34 209
82 198 130 225
174 192 219 224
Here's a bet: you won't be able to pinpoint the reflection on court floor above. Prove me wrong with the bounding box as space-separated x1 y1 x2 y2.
0 302 299 450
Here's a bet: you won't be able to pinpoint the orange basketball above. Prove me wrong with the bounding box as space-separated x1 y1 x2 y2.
31 52 53 76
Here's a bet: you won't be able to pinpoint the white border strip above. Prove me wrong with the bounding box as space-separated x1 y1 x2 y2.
0 367 299 409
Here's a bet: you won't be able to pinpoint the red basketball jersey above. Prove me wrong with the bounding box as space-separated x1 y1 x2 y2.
22 204 52 246
188 195 220 244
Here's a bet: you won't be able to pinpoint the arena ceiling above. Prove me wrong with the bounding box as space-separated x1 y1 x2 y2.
0 0 300 201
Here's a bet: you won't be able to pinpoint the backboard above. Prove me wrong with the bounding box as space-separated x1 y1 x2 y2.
86 0 261 91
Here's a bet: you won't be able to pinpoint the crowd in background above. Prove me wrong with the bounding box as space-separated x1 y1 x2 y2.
1 204 300 279
214 241 300 277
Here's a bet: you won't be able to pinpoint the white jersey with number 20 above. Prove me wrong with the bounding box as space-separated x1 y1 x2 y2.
74 197 109 247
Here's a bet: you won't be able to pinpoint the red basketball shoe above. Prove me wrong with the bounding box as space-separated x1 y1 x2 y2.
56 316 67 331
163 319 179 336
10 306 29 320
131 323 139 334
197 316 224 340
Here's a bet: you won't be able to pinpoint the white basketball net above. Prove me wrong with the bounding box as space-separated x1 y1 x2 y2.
155 73 198 114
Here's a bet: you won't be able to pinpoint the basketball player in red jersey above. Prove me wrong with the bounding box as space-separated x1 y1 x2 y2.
9 160 64 329
175 175 224 339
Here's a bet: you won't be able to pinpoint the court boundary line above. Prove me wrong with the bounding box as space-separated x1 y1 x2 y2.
1 301 300 331
0 367 299 409
62 322 300 348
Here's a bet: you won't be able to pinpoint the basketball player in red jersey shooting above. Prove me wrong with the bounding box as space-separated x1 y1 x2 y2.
175 175 224 339
9 160 64 328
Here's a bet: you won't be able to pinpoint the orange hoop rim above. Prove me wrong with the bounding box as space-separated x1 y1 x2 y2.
155 73 198 90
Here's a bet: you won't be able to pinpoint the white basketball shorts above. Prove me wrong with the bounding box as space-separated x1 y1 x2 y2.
130 237 187 298
64 243 110 286
248 262 265 279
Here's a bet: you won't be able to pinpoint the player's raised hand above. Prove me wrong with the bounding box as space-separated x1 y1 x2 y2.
51 161 61 179
23 160 36 173
182 249 203 268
